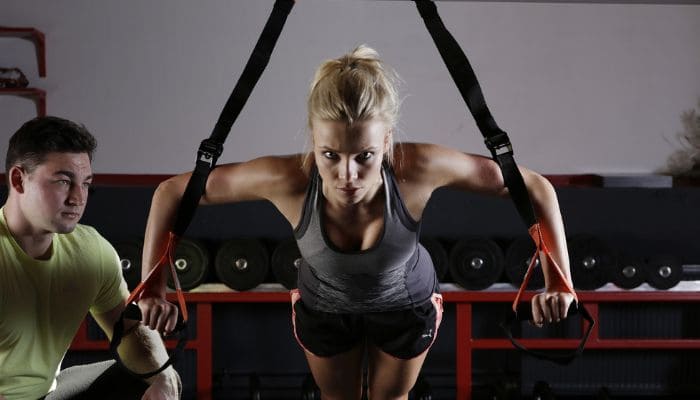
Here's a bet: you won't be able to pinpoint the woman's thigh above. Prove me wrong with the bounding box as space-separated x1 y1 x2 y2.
303 344 365 400
366 345 428 400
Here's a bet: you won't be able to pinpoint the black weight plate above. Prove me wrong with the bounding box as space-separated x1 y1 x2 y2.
112 239 143 291
420 237 449 282
610 255 647 289
167 238 209 291
504 236 545 290
449 238 504 290
568 235 614 290
646 254 682 290
215 239 269 291
271 238 302 290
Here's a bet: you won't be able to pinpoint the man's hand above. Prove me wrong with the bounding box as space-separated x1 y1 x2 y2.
142 369 181 400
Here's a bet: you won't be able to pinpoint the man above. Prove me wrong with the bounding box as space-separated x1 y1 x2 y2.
0 116 180 400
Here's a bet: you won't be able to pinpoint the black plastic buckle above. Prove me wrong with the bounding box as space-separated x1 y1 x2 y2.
197 139 223 168
484 132 513 159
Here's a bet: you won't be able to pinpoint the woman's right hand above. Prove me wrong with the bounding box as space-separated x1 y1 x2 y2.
138 295 180 335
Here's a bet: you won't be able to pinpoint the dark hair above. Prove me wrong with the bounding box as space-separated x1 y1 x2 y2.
5 116 97 175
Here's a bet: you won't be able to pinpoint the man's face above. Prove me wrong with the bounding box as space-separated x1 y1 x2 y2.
17 152 93 234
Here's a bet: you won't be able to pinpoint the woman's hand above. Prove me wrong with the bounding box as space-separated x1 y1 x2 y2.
138 296 180 335
530 290 575 327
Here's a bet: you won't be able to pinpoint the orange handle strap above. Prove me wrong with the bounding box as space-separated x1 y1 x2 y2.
512 223 578 313
126 232 189 323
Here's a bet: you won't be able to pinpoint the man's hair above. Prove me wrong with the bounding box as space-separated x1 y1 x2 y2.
5 116 97 175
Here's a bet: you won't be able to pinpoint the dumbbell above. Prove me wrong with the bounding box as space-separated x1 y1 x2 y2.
166 238 209 291
449 238 504 290
215 239 270 291
420 237 449 282
646 254 683 290
111 238 143 291
610 255 647 289
271 238 302 290
568 235 614 290
504 236 545 290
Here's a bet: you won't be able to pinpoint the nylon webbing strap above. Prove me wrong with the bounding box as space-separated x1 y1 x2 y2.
174 0 295 236
112 0 295 379
414 0 591 363
414 0 536 227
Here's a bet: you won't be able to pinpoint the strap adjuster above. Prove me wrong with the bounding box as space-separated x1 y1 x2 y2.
484 132 513 158
197 139 223 167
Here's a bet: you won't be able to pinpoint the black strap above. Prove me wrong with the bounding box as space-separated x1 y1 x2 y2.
111 0 295 379
414 0 592 363
414 0 536 227
501 302 595 365
173 0 295 236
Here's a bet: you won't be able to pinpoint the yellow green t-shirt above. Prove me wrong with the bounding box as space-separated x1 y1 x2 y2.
0 207 129 400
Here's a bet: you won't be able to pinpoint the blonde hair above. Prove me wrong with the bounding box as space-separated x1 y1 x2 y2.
303 45 400 171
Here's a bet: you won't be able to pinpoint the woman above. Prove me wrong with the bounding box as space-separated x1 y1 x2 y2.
138 45 574 400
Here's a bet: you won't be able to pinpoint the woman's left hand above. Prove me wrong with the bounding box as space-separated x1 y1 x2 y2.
530 290 575 327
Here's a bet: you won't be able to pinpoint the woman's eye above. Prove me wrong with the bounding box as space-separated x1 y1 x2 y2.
323 151 338 159
358 152 374 161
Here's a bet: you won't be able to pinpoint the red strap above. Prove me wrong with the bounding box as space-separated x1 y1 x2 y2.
512 223 578 313
126 232 189 323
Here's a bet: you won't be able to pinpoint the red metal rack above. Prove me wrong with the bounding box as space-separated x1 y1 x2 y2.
1 27 47 117
68 288 700 400
0 87 46 116
0 26 46 77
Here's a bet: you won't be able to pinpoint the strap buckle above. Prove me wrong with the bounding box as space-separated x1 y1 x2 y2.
484 132 513 159
197 139 223 167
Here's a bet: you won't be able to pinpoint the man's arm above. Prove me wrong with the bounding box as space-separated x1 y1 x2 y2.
92 302 181 399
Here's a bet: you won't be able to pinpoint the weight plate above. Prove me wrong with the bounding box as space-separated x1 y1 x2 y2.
167 238 209 291
112 239 143 291
568 235 614 290
215 239 269 291
420 237 449 282
646 254 682 290
271 238 302 290
449 238 504 290
504 236 545 290
610 255 647 289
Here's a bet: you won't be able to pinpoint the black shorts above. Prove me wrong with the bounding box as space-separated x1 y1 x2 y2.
291 290 443 360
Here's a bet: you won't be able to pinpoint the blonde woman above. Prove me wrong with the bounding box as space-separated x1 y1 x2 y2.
139 45 574 399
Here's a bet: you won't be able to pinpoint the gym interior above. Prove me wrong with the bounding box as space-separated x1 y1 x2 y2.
2 0 700 399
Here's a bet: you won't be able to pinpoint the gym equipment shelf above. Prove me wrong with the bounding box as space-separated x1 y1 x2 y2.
68 286 700 400
0 88 46 116
1 26 47 117
0 26 46 77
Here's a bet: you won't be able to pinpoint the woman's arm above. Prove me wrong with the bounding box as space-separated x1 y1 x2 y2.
138 155 307 333
397 143 574 324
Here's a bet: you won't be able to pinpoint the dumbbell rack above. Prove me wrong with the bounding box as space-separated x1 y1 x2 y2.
68 285 700 400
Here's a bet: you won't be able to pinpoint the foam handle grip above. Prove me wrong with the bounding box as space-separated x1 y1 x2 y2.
513 301 580 322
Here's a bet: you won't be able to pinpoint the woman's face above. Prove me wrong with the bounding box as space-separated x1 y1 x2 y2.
311 118 390 206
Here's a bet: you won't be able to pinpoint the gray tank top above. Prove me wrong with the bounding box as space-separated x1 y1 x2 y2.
294 164 438 313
